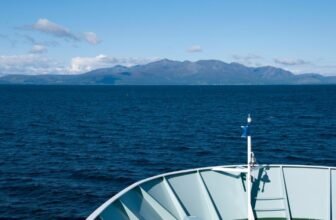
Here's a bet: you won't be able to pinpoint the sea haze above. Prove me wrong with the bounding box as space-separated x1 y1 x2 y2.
1 59 336 85
0 85 336 218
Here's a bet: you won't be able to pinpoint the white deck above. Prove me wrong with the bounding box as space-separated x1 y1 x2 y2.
87 164 336 220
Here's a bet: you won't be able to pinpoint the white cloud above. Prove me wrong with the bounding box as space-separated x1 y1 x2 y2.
263 57 336 75
187 45 203 53
69 54 110 72
0 54 65 75
30 44 47 54
276 63 336 75
69 54 157 73
274 58 309 66
22 18 100 45
0 53 158 75
232 53 262 66
232 54 261 61
84 32 101 45
28 18 79 41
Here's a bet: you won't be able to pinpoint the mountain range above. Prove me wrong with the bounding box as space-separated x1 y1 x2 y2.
1 59 336 85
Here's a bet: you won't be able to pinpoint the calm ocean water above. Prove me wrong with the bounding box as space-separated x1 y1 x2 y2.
0 85 335 219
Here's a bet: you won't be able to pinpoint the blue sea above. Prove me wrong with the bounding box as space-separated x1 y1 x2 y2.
0 85 335 219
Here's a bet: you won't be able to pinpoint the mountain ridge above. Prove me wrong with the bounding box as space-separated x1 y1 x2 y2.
0 59 336 85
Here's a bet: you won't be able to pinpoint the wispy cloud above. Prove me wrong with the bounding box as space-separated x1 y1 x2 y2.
0 54 65 75
0 53 158 75
232 53 262 66
232 54 261 61
30 44 47 54
69 54 157 73
273 58 310 66
278 63 336 75
25 18 79 41
0 33 17 47
187 45 203 53
83 32 101 45
21 34 59 47
21 18 100 45
271 57 336 75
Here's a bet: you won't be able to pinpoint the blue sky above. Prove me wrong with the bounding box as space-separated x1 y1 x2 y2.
1 0 336 75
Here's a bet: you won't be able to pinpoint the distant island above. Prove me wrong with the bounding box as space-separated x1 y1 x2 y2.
1 59 336 85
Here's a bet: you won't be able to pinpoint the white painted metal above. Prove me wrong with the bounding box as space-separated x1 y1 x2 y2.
87 165 336 220
211 167 247 173
329 168 332 220
247 135 254 220
196 171 220 220
246 115 255 220
138 187 176 220
280 166 291 220
162 177 187 219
